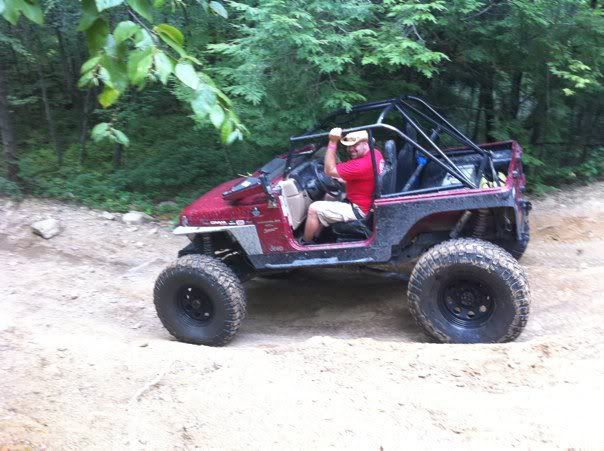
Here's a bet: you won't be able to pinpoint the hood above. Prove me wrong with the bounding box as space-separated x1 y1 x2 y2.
180 177 267 226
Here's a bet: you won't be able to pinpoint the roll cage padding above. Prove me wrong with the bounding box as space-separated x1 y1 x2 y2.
396 123 418 192
380 140 398 195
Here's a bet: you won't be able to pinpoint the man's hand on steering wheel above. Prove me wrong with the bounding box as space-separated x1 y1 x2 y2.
311 161 344 198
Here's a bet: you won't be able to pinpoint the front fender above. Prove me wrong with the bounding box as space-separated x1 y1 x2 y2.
173 225 263 256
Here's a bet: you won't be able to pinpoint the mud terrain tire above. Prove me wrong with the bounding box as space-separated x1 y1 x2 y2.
154 254 246 346
408 238 529 343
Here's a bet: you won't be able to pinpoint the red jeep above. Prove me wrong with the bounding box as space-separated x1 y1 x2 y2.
154 96 531 346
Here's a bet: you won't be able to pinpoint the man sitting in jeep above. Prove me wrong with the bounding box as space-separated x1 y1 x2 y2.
302 128 384 244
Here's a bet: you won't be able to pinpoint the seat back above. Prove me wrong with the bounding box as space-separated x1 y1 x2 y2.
378 140 398 195
396 123 418 192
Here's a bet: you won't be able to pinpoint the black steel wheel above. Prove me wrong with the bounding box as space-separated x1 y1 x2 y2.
154 254 246 346
438 279 495 327
177 285 215 323
408 238 530 343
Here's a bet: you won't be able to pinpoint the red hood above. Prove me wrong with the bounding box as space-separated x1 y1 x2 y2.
180 177 267 226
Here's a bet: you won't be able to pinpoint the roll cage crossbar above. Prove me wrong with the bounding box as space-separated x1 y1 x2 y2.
287 96 500 194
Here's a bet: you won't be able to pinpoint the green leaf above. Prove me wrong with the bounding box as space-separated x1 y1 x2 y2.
220 118 233 143
209 1 227 19
154 23 183 46
81 55 102 74
85 18 110 52
156 28 186 57
183 54 202 65
99 54 129 91
77 70 96 88
126 0 152 21
153 0 165 6
91 122 110 141
112 129 130 146
175 61 199 90
191 87 216 117
114 20 139 44
95 0 123 12
209 104 225 128
19 0 43 24
0 0 5 15
77 0 99 31
153 51 173 84
128 47 154 84
134 28 154 49
1 0 19 24
226 129 241 145
98 86 120 107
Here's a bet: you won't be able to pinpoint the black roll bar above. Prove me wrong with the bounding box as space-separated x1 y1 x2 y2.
393 103 477 188
290 123 477 188
289 95 498 191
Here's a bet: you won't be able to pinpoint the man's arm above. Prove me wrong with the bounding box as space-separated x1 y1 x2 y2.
324 128 341 178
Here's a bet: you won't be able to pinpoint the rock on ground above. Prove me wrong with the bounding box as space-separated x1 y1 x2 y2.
30 218 61 239
121 211 153 225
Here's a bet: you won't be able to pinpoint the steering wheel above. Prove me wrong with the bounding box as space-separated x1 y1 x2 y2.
311 160 345 198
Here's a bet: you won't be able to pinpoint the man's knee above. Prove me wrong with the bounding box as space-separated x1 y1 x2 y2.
308 201 324 215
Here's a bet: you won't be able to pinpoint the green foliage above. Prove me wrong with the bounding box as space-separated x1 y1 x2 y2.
91 122 130 146
0 176 23 199
1 0 44 25
2 0 240 145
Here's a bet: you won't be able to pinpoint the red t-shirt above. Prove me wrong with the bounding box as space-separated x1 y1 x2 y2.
336 149 384 214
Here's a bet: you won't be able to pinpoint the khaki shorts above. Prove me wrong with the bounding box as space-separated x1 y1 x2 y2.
311 200 365 227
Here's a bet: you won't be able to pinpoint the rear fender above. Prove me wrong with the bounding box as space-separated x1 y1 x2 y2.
399 206 525 246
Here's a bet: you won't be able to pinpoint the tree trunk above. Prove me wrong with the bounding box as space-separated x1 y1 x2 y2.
472 92 483 143
55 27 77 105
509 71 523 120
465 85 477 133
113 143 123 170
36 64 62 166
580 105 602 163
79 88 92 164
529 98 544 147
0 65 19 181
479 71 496 142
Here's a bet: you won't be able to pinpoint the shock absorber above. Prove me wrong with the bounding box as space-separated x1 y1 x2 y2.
200 234 213 255
472 209 490 237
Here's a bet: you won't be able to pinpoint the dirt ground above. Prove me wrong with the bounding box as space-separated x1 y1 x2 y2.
1 183 603 449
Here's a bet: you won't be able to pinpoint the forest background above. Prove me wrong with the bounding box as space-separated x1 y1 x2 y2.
1 0 603 215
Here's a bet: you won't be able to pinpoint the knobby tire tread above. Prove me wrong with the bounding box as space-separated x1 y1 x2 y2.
154 254 246 346
407 238 530 343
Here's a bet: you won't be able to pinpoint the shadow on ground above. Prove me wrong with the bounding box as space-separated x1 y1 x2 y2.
238 268 426 344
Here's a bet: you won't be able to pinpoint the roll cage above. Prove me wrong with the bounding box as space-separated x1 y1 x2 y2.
287 96 501 197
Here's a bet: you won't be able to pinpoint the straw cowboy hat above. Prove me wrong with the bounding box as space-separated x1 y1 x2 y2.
340 130 369 146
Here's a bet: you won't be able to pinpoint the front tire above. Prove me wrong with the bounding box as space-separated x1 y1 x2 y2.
408 238 529 343
154 254 246 346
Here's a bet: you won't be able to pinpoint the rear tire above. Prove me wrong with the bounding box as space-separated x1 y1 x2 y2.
408 238 529 343
154 254 246 346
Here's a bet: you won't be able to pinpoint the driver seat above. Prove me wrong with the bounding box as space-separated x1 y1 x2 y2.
329 142 397 242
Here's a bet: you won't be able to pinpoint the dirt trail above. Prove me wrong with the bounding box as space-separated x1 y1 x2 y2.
1 183 603 449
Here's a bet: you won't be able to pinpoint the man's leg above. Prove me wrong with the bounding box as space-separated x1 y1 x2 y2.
303 202 323 242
